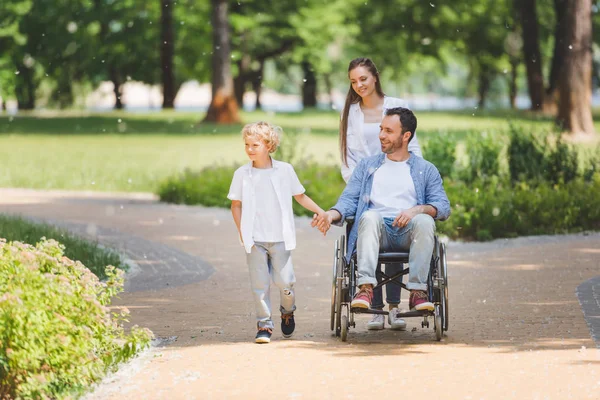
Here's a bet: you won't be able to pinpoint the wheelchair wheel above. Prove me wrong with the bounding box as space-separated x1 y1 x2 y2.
334 235 345 337
440 242 449 332
330 239 340 331
434 304 442 341
340 306 349 342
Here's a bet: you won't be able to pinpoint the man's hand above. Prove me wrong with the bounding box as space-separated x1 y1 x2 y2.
311 211 334 235
392 207 421 228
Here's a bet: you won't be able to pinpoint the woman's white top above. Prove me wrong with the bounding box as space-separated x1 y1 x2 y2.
362 122 381 156
341 96 422 182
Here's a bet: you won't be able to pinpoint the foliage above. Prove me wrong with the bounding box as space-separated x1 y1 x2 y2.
0 214 125 279
156 121 600 241
460 131 505 183
0 238 152 399
422 134 457 179
440 175 600 240
507 124 582 184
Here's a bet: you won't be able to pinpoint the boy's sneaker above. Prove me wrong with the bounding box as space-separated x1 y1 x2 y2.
255 327 272 344
367 314 385 330
281 312 295 338
409 290 434 311
350 286 373 309
388 308 407 331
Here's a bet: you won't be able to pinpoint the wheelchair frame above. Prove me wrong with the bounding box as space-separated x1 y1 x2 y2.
330 217 449 342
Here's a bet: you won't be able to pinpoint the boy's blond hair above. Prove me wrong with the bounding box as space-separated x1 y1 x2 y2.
241 121 281 153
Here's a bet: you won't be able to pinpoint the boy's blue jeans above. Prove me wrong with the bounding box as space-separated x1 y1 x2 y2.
246 241 296 330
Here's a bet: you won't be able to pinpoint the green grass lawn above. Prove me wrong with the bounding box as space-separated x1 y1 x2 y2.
1 109 597 192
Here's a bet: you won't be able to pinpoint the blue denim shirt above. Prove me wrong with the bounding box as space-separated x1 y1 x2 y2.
331 152 451 260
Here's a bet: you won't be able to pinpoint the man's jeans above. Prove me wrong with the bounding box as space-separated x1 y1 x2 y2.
357 210 435 291
246 242 296 329
371 263 402 310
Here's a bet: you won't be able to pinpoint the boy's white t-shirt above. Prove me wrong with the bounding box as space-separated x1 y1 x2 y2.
227 159 305 253
251 167 284 242
369 156 417 218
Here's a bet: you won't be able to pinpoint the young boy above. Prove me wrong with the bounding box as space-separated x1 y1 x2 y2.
228 121 326 344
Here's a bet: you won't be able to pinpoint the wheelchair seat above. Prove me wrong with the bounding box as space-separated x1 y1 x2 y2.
377 252 409 263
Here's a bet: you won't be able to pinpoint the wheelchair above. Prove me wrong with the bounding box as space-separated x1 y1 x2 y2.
330 216 449 342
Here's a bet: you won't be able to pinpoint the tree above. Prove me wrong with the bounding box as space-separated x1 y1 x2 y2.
516 0 545 111
161 0 176 108
203 0 240 123
556 0 595 137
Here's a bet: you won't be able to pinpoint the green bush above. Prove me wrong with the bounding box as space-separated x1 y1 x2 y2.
422 134 457 179
0 239 152 399
460 132 504 183
158 165 236 208
293 162 345 216
0 214 125 280
507 124 547 182
157 161 344 216
157 159 600 241
439 174 600 240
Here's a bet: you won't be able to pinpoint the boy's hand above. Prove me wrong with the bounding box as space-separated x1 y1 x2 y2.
311 211 333 235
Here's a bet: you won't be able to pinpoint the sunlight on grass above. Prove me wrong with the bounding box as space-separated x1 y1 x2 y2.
1 109 597 193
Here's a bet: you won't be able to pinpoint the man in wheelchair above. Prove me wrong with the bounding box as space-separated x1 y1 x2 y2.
312 107 450 318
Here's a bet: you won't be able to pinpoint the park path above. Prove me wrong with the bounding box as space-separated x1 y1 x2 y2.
0 188 599 399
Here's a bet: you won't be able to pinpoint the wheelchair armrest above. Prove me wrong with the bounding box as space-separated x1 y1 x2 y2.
344 215 355 225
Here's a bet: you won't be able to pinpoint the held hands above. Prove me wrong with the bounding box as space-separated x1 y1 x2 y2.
392 207 420 228
311 211 333 236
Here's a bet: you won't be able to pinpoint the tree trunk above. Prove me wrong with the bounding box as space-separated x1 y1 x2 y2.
252 60 264 110
234 52 251 106
301 61 317 108
477 67 491 109
323 73 334 108
161 0 176 109
508 58 519 109
517 0 545 111
556 0 595 137
110 66 123 110
543 0 568 113
203 0 240 124
14 62 35 110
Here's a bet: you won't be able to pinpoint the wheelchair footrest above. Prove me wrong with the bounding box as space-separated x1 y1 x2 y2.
395 310 432 318
352 308 388 315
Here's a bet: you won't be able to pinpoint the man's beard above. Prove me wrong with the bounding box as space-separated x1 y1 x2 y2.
382 139 404 154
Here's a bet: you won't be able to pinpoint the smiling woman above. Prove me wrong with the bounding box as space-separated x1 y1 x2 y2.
338 57 422 182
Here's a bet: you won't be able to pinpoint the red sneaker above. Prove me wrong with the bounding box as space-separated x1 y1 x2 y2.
409 290 434 311
351 286 373 309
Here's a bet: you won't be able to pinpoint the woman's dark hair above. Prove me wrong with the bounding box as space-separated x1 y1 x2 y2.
340 57 385 166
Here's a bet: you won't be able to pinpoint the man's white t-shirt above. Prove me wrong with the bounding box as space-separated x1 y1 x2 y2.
369 156 417 218
251 167 284 242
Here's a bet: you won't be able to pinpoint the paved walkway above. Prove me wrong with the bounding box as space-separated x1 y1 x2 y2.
1 188 599 399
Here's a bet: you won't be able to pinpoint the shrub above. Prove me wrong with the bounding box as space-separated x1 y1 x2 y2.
0 214 125 280
507 124 547 182
157 165 236 208
422 134 457 179
0 239 152 399
440 174 600 240
293 162 345 217
544 136 579 184
460 132 504 183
